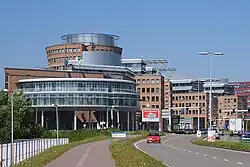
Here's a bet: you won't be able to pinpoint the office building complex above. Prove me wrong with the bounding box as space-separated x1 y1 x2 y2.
217 95 247 129
5 33 140 131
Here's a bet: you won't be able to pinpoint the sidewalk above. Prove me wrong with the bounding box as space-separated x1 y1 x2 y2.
45 140 116 167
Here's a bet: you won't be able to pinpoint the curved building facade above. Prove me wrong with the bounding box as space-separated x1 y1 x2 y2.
46 33 122 69
18 78 139 110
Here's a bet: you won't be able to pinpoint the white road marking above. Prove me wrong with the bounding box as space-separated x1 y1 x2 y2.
76 143 97 167
134 139 171 167
204 154 207 157
223 159 229 162
237 162 243 165
212 156 216 159
177 148 181 150
183 149 186 151
207 146 250 155
196 152 199 155
188 151 192 153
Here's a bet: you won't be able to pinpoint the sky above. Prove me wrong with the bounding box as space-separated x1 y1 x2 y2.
0 0 250 88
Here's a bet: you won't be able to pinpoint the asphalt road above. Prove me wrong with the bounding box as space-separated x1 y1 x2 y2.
135 134 250 167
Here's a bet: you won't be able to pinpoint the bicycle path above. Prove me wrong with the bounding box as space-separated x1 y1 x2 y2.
45 139 116 167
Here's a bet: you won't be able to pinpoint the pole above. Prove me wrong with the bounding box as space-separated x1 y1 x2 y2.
198 80 200 131
11 93 14 166
209 55 212 130
168 87 172 131
111 106 114 128
35 107 38 124
56 106 59 139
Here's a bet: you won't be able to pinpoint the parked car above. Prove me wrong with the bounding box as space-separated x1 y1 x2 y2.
230 130 242 137
184 129 196 134
239 132 250 142
146 132 161 143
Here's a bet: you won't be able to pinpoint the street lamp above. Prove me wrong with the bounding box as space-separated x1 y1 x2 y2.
52 104 59 139
199 51 224 130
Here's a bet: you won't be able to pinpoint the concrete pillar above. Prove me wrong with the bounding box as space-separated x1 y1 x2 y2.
132 112 135 131
106 108 109 128
117 111 120 129
127 112 130 131
74 111 77 130
41 110 44 127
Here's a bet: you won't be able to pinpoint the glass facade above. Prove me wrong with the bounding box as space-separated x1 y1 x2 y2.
18 79 139 108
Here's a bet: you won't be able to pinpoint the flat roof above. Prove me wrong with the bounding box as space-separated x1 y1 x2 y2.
18 78 136 84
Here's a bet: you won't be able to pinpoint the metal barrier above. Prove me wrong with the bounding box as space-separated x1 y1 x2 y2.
0 138 69 167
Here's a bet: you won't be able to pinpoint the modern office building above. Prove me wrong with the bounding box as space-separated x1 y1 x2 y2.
4 33 140 131
217 95 247 129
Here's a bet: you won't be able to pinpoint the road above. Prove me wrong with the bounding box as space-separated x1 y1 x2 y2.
135 134 250 167
45 139 116 167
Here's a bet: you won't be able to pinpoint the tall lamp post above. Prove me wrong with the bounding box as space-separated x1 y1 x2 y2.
52 104 59 139
3 89 14 165
199 51 224 130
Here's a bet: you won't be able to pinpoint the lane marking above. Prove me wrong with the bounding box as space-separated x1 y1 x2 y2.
134 139 171 167
223 159 229 162
212 156 216 159
204 154 207 157
183 149 186 152
76 143 97 167
188 151 192 153
237 162 243 165
206 146 250 155
196 152 199 155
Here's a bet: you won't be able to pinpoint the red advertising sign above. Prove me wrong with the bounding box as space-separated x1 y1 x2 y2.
142 109 160 122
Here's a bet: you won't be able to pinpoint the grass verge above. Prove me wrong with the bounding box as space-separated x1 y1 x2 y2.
15 135 108 167
192 138 250 152
111 136 167 167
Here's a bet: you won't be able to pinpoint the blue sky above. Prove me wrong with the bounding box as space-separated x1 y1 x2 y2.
0 0 249 87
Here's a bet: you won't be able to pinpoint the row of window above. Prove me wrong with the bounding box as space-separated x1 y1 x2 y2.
172 110 205 115
141 104 160 109
173 95 206 101
172 102 206 108
137 79 160 84
48 56 82 64
25 94 138 107
141 96 160 102
19 81 136 94
47 48 81 55
137 87 160 93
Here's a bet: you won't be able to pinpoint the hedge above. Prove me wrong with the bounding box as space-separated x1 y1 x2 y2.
192 138 250 152
111 136 167 167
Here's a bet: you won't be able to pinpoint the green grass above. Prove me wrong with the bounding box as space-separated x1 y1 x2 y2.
14 130 111 167
192 138 250 152
111 136 167 167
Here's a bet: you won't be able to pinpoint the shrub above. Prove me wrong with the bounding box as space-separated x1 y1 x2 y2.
111 136 167 167
192 138 250 152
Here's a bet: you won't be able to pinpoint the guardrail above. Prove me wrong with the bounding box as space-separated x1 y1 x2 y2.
111 132 127 138
0 138 69 167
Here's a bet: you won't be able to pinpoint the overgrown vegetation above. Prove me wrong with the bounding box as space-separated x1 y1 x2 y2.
111 136 167 167
192 138 250 152
0 90 52 143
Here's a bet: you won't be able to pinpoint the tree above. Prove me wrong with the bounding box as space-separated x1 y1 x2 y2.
0 90 33 143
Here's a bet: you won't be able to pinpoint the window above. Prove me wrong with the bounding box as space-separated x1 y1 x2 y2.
152 96 155 101
137 79 141 84
151 88 155 93
155 79 160 84
156 105 159 108
156 96 159 101
147 88 150 93
142 88 145 93
142 79 146 84
137 88 141 93
146 96 150 101
146 79 150 84
152 105 155 108
142 96 145 101
156 88 159 93
151 79 155 84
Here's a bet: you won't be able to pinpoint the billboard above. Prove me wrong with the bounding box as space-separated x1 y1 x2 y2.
142 109 160 122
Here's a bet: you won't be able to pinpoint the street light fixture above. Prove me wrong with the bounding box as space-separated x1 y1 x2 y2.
52 104 59 139
199 51 224 130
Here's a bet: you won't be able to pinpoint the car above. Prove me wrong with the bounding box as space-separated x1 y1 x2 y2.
230 130 242 137
146 132 161 143
184 129 196 134
239 132 250 142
